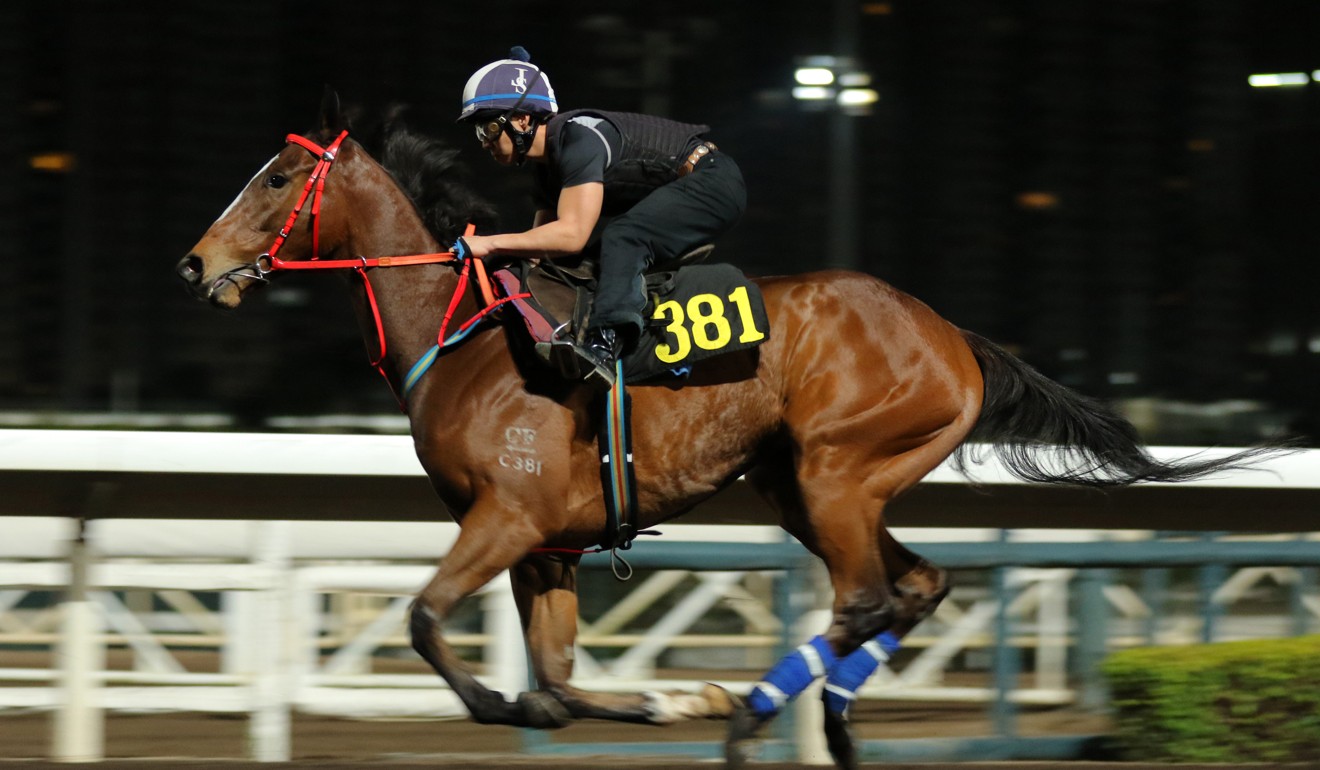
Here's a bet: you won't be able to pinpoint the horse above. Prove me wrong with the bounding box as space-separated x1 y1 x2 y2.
176 92 1277 768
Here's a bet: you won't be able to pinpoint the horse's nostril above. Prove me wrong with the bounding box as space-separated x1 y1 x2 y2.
176 254 204 285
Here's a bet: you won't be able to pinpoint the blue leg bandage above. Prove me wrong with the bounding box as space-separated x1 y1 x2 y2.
823 631 901 716
746 635 837 718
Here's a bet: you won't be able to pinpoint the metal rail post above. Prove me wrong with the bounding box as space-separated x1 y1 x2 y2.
1198 533 1228 644
990 532 1018 737
53 517 104 762
1291 565 1318 637
249 521 292 761
1140 567 1169 645
1074 568 1110 710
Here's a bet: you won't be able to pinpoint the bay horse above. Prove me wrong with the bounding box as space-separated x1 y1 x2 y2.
177 93 1275 768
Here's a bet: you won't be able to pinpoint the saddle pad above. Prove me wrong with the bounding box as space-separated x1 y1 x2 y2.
624 263 769 381
493 262 770 383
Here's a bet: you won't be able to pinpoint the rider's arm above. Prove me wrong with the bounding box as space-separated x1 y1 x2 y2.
481 182 602 257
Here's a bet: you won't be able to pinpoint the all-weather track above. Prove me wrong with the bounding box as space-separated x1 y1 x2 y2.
0 709 1300 770
0 763 1305 770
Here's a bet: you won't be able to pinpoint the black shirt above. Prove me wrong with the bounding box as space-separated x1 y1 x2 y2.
535 115 622 210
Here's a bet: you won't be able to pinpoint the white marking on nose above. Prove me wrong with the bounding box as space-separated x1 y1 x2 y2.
213 155 277 225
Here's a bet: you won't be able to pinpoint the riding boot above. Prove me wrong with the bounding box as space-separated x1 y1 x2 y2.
578 326 625 390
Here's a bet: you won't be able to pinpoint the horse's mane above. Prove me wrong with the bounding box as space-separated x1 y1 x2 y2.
356 106 499 247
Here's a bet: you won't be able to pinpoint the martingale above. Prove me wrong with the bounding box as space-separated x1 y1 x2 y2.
494 261 770 382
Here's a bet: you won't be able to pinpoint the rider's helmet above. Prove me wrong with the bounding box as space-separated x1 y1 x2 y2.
458 47 557 166
459 47 558 121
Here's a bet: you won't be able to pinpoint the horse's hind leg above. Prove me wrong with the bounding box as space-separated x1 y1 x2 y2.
817 528 950 770
730 439 959 768
881 526 950 634
510 555 737 724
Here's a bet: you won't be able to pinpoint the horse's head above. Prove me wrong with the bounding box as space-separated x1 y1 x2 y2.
176 89 354 309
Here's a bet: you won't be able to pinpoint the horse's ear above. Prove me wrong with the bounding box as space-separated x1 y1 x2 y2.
320 86 346 132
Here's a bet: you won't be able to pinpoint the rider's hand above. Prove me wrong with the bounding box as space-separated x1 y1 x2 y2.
454 235 495 260
452 236 471 261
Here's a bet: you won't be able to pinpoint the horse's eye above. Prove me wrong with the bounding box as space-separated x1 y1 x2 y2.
266 174 288 189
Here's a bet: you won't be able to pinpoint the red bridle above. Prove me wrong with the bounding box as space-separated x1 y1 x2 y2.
237 130 523 408
264 131 348 263
255 130 471 274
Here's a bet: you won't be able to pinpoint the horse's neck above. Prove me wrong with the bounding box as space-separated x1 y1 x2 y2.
334 157 484 400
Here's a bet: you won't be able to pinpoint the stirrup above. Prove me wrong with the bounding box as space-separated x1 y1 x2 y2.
583 355 617 391
537 337 616 389
535 322 583 379
539 339 583 379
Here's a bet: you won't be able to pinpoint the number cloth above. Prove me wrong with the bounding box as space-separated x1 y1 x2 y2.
622 263 769 381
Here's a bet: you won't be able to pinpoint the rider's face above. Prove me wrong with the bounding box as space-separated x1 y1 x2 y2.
482 129 516 165
478 114 533 165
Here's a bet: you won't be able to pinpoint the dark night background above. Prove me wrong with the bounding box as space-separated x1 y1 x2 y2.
1 0 1316 444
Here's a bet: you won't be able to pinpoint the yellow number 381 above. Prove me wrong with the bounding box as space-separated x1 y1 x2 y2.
653 286 766 364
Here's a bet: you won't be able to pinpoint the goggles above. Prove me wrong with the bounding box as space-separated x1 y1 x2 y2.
475 118 505 145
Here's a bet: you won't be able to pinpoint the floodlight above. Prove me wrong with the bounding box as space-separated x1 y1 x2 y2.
795 67 835 86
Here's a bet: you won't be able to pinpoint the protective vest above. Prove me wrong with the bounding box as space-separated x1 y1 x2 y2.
542 109 711 210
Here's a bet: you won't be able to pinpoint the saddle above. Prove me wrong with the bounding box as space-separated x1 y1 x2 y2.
492 246 770 382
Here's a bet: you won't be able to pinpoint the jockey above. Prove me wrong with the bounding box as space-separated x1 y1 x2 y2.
454 46 748 389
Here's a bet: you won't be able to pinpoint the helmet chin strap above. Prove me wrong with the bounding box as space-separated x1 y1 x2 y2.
508 123 538 166
494 67 545 166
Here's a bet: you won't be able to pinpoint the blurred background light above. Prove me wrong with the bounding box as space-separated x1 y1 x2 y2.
792 86 835 101
1248 72 1308 87
1016 191 1061 210
794 67 835 86
28 152 76 172
837 88 879 107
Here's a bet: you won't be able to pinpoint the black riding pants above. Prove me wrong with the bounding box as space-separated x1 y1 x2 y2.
591 153 747 338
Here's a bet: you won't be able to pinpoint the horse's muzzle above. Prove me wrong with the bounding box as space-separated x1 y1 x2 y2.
176 253 250 307
176 254 206 290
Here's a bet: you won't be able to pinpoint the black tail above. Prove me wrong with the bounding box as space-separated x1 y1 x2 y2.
955 331 1286 487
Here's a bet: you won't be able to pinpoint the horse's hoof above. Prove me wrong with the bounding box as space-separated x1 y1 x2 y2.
517 690 572 729
822 707 859 770
723 704 765 769
702 682 738 719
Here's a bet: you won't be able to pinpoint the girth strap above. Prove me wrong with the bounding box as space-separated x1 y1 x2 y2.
598 360 645 565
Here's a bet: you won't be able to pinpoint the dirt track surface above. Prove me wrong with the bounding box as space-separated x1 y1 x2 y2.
0 699 1285 769
0 712 1302 770
0 763 1306 770
0 702 1107 760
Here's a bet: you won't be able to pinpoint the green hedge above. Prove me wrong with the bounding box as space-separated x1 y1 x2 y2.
1102 635 1320 762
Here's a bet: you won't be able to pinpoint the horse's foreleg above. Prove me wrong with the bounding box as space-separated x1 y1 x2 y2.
511 556 737 724
409 517 570 729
